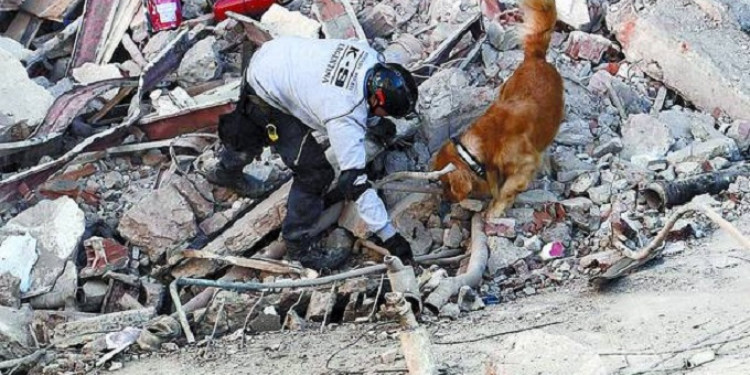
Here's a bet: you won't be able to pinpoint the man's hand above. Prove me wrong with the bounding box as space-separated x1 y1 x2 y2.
383 233 414 265
368 118 397 146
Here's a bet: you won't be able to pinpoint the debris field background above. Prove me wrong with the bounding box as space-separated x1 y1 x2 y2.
0 0 749 374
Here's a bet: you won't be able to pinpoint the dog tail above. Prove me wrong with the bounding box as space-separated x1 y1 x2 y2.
520 0 557 59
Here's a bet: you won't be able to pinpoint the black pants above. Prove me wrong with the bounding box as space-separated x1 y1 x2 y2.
219 104 335 243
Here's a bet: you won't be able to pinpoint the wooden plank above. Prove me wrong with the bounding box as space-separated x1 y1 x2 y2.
21 0 82 22
4 11 43 48
98 0 141 64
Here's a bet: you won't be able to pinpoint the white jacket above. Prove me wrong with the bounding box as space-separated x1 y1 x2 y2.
246 37 395 240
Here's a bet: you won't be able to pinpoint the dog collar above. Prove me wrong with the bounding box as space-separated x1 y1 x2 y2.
452 137 486 179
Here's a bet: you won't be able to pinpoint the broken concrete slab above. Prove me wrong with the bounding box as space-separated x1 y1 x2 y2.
0 36 31 60
177 36 223 87
0 49 53 138
564 31 612 62
0 272 20 308
0 233 37 296
556 118 594 146
261 4 321 38
359 3 397 39
666 137 740 164
118 184 198 263
0 197 84 298
621 114 673 161
51 308 155 348
657 109 717 141
0 305 33 361
171 181 290 279
556 0 591 29
487 237 529 276
383 33 423 66
417 68 495 152
312 0 367 40
607 0 750 121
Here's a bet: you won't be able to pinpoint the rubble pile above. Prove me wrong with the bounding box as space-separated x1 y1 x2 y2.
0 0 749 373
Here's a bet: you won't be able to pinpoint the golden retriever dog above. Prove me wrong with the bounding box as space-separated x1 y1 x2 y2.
432 0 564 219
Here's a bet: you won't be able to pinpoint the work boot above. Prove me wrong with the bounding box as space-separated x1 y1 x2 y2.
285 235 350 271
203 161 270 199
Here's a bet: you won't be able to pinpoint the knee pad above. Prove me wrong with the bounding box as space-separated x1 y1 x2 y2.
338 169 371 200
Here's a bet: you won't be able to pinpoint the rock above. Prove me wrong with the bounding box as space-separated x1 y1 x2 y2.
725 120 750 151
103 171 124 190
459 199 485 212
485 218 516 238
0 305 33 361
551 149 596 182
587 184 612 205
556 118 594 146
561 197 598 232
0 197 84 297
657 109 717 141
489 330 607 375
325 228 354 251
181 0 208 19
142 30 178 61
306 290 335 323
0 273 20 308
0 37 31 60
675 161 703 176
564 31 612 62
118 185 198 262
359 4 397 38
248 306 282 333
0 49 53 138
556 0 591 29
487 237 529 276
177 36 222 86
197 291 258 337
261 4 321 38
666 138 740 164
79 280 109 312
417 68 495 152
383 33 423 66
168 175 214 221
540 222 572 246
570 173 599 196
0 234 37 296
438 303 460 320
514 189 558 208
393 214 432 256
540 241 566 261
71 63 123 84
443 223 463 248
457 286 485 312
485 20 520 51
607 0 750 121
161 342 179 352
592 138 623 158
621 114 673 161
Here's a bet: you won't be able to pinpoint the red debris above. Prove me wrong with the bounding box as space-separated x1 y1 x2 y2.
80 237 130 279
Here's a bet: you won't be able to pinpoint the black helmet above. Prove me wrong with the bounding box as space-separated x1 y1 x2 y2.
367 63 418 118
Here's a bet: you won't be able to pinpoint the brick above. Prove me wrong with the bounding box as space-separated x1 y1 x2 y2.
564 31 612 62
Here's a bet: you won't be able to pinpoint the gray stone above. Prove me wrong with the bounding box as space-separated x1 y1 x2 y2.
103 171 124 190
384 33 423 66
306 290 335 323
0 37 31 60
709 157 730 171
657 109 716 141
177 37 222 86
675 161 702 176
561 197 599 232
570 173 599 195
540 222 573 246
716 0 750 32
0 197 84 298
487 237 530 276
169 175 214 221
587 184 613 205
0 305 33 361
621 114 673 161
359 4 397 38
438 303 460 320
666 138 740 164
459 199 485 212
457 286 485 312
725 120 750 151
0 49 53 139
325 228 354 250
181 0 208 19
486 20 519 51
0 273 20 308
556 118 594 146
142 30 178 61
551 149 596 182
118 185 197 262
443 223 463 248
592 138 623 158
514 190 558 207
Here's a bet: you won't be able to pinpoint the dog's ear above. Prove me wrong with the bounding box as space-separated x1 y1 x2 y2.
442 167 473 202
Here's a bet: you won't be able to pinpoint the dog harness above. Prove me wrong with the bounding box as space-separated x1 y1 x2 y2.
452 136 486 179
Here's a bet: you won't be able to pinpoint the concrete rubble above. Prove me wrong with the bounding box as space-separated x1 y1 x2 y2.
0 0 748 373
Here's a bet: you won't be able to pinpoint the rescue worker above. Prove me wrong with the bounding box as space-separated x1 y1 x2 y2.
204 36 419 271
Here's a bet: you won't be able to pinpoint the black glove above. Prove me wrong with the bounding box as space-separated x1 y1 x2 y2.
383 233 414 265
368 118 397 146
